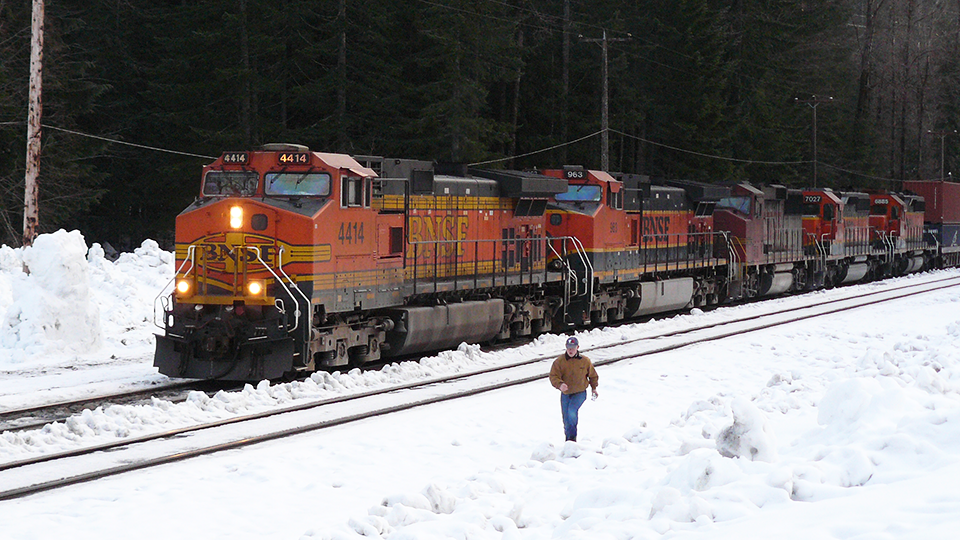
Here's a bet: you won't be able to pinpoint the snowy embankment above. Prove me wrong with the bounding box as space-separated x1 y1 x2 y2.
316 289 960 540
0 230 170 369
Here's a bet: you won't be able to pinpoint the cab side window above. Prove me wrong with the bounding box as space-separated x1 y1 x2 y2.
342 177 371 208
607 185 623 210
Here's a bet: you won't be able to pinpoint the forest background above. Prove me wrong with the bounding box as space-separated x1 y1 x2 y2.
1 0 958 250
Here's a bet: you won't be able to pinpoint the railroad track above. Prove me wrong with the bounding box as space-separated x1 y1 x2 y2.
0 380 238 433
1 273 957 501
3 273 955 432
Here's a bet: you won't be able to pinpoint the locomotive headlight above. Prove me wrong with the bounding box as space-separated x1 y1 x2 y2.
246 280 264 296
229 205 244 229
175 278 193 297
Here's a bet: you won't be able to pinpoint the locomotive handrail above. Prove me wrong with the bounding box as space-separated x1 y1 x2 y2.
544 235 592 325
816 234 829 260
546 240 579 296
274 245 312 311
247 246 304 334
718 232 738 286
875 231 895 261
546 239 577 323
568 235 594 300
405 236 549 292
544 235 593 298
275 247 313 316
806 233 827 285
153 245 197 329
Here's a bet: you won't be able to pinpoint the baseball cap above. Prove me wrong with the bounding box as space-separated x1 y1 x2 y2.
565 336 579 349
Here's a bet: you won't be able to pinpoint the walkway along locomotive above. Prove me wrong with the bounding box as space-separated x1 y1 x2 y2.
154 144 955 381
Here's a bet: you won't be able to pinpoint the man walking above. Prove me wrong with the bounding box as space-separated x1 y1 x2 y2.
549 336 599 442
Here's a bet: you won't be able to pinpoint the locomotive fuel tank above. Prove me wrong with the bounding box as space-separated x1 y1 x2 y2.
625 278 694 317
383 300 505 356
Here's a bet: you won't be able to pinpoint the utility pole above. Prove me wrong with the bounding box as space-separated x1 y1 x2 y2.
927 130 956 181
560 0 570 165
24 0 44 247
580 30 630 172
794 95 833 188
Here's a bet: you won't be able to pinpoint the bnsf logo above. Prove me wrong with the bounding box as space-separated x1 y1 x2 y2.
408 215 469 257
199 243 278 266
642 215 671 242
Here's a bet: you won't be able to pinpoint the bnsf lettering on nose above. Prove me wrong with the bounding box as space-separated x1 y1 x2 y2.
203 244 275 264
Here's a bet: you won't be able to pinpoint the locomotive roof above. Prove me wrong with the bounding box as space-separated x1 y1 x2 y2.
805 189 843 204
314 152 377 177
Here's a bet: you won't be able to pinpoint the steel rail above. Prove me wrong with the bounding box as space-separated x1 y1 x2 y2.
0 380 226 432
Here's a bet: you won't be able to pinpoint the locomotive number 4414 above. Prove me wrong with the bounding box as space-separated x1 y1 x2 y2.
278 152 310 165
338 222 365 244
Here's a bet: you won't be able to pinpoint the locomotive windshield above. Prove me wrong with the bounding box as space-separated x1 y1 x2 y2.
265 172 332 197
555 184 602 202
716 196 752 215
203 171 260 197
801 203 821 217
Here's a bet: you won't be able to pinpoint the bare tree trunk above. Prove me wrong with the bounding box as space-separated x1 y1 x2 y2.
560 0 570 164
509 28 523 168
854 0 882 127
23 0 43 248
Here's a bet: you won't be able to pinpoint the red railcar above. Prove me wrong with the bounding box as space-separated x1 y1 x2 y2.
903 180 960 266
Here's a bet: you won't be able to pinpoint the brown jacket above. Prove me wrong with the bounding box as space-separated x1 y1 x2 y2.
549 353 599 395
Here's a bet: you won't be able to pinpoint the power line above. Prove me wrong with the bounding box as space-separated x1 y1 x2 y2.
818 163 912 184
469 129 605 166
2 119 217 159
610 128 808 166
42 124 217 160
3 120 917 185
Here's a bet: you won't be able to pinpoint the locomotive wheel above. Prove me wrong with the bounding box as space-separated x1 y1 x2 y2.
348 345 370 367
530 319 544 338
314 350 337 367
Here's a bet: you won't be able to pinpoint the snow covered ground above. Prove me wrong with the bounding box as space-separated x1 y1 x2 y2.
2 230 960 539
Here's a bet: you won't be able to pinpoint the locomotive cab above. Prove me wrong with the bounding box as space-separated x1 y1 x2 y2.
869 192 926 274
800 189 845 256
714 183 805 298
869 193 924 249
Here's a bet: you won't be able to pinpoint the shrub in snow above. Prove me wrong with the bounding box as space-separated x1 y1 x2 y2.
716 397 778 462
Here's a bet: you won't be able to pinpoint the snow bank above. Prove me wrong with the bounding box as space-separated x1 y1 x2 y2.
0 230 173 369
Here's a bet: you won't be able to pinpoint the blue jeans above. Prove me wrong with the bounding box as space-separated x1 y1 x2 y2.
560 391 587 441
